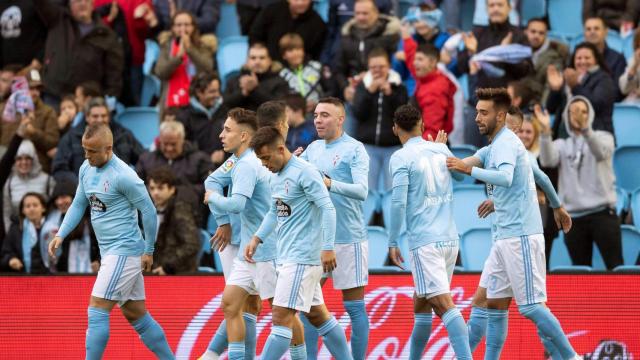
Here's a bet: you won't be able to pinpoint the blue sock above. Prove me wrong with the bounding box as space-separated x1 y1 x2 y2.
467 306 488 351
344 300 369 360
228 341 245 360
243 313 257 360
485 309 508 360
519 304 577 359
317 317 352 360
289 343 307 360
86 307 110 360
442 308 472 360
207 319 229 354
538 328 562 360
261 325 292 360
301 313 319 359
409 312 432 360
132 313 175 360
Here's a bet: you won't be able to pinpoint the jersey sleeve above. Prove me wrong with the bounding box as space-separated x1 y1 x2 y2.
473 146 490 164
230 160 257 198
56 165 89 239
389 152 410 188
119 171 158 254
329 144 369 201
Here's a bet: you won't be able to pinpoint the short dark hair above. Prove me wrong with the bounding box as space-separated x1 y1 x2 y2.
393 104 422 132
19 192 47 221
257 101 287 128
508 79 541 107
77 81 102 98
147 166 178 187
571 42 609 73
85 97 109 117
1 64 22 74
249 41 269 53
279 33 305 56
417 43 440 61
507 105 524 121
317 97 345 113
190 71 219 96
526 17 549 29
475 88 511 112
282 93 306 113
250 126 284 151
228 107 258 131
584 16 607 28
367 47 390 63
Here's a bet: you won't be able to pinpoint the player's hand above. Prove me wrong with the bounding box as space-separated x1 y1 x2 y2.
8 257 23 271
388 247 405 270
553 206 572 234
321 250 337 273
446 157 472 175
152 266 166 276
48 236 63 259
211 224 231 252
323 176 331 189
427 130 447 144
141 254 153 272
293 147 304 157
462 32 478 54
203 190 214 204
244 236 261 263
477 199 495 218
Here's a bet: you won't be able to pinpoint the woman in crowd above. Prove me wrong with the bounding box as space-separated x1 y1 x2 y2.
619 28 640 104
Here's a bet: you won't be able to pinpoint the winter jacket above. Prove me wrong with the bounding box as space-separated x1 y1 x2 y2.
3 140 54 233
154 188 200 274
175 98 227 154
286 116 318 151
0 134 23 244
279 60 326 104
539 95 616 216
602 45 627 100
155 0 221 34
249 0 327 62
619 55 640 103
223 66 290 111
34 0 124 97
0 220 48 273
405 37 456 140
526 39 569 103
0 0 48 67
583 0 640 30
352 70 407 147
334 14 401 91
0 97 59 172
52 120 144 182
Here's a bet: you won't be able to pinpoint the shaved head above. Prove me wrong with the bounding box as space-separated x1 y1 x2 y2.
82 123 113 167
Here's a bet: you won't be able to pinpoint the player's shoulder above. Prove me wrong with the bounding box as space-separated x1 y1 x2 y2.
78 160 91 177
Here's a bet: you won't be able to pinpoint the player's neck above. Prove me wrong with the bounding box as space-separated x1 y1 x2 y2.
234 144 250 157
324 129 344 144
489 123 505 142
399 130 422 145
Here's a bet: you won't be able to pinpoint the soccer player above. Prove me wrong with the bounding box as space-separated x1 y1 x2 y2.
298 97 370 360
386 105 472 360
246 127 353 360
447 88 580 360
48 123 174 360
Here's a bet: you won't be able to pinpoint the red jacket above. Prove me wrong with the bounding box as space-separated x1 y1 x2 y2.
404 37 456 140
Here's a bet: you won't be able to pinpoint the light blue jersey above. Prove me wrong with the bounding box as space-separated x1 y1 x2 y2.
207 149 276 262
473 128 543 241
204 156 242 246
57 155 157 256
300 133 368 244
256 156 336 265
388 137 459 250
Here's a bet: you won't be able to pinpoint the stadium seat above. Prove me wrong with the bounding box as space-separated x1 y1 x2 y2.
631 189 640 227
198 266 215 273
216 36 249 90
363 191 380 226
453 185 490 235
613 265 640 272
591 244 606 270
397 0 418 18
616 187 629 216
450 145 478 185
570 31 624 53
143 39 160 75
550 265 593 272
549 233 572 269
213 251 223 272
460 228 492 271
367 226 390 269
313 0 329 22
613 104 640 147
215 2 241 40
546 31 570 46
114 107 159 149
458 74 469 100
621 225 640 265
199 229 212 265
548 0 583 37
613 146 640 193
140 74 161 107
519 0 546 26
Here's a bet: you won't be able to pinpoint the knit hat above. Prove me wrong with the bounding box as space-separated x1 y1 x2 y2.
403 7 443 29
51 180 77 200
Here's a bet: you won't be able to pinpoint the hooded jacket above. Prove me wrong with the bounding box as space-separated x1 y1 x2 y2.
539 95 616 216
175 98 227 155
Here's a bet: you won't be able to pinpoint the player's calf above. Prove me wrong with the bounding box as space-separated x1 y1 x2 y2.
519 303 579 360
306 304 353 360
427 294 472 360
261 306 297 360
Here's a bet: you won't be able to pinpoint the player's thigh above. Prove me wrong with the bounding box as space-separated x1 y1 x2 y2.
342 286 365 301
501 235 547 306
413 292 433 314
222 285 251 315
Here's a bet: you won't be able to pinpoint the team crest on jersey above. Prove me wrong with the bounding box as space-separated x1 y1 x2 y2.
89 194 107 213
221 158 236 173
333 154 340 167
103 180 111 192
284 180 290 195
276 199 291 217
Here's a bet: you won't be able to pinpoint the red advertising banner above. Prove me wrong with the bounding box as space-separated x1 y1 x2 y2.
1 274 638 359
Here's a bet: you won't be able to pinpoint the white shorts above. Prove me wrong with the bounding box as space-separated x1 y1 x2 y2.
409 241 458 299
325 241 369 290
273 263 324 313
227 258 278 300
92 255 145 305
219 244 239 281
479 234 547 305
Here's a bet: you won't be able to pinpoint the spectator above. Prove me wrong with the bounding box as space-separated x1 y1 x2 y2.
278 33 328 109
136 120 214 196
0 192 51 273
3 140 54 234
235 0 280 35
546 42 616 136
334 0 401 101
523 17 569 104
0 1 48 68
43 180 99 273
154 10 215 109
223 42 290 111
538 96 623 270
147 167 200 275
66 81 103 129
352 47 407 193
507 78 541 113
34 0 124 106
283 93 317 151
155 0 222 34
56 95 78 136
52 97 143 182
619 28 640 103
249 0 327 62
402 28 456 141
0 131 25 245
0 69 59 172
0 65 21 105
583 0 640 33
175 71 227 166
583 16 626 99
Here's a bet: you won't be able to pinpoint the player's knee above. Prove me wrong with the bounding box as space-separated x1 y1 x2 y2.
271 307 294 327
517 303 542 319
222 297 243 318
305 305 330 327
427 294 454 317
471 287 488 308
243 295 262 315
